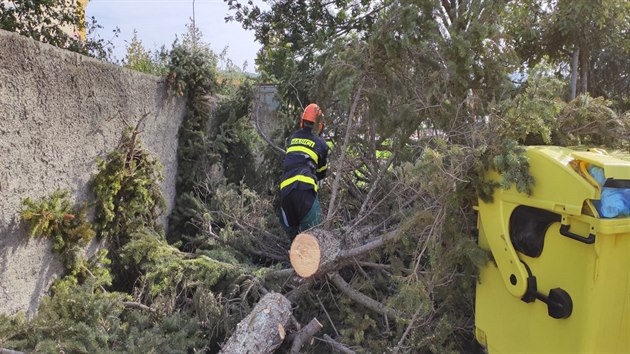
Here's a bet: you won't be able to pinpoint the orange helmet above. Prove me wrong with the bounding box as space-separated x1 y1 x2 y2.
301 103 324 132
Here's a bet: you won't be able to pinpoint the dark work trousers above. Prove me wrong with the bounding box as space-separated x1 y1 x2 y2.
280 188 321 239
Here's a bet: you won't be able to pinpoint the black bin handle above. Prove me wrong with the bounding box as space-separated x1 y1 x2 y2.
559 224 596 244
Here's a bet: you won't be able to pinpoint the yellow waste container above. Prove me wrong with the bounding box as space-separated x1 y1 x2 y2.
475 146 630 353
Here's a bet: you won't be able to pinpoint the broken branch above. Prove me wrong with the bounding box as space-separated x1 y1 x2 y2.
290 318 323 354
329 272 400 320
326 77 365 225
321 334 357 354
123 301 157 313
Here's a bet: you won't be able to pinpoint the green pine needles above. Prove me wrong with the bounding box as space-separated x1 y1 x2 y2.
9 122 227 353
92 123 165 247
21 190 96 271
5 30 273 351
167 45 220 242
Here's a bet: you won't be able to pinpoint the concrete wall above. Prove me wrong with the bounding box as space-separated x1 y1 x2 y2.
0 30 186 316
253 84 281 139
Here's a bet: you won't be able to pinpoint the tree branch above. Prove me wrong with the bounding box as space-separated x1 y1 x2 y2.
354 152 396 222
328 272 400 320
123 301 157 313
286 277 316 302
357 261 412 274
263 268 295 280
348 184 400 232
290 318 323 354
326 77 365 225
339 230 399 260
321 334 357 354
211 212 288 262
391 307 423 354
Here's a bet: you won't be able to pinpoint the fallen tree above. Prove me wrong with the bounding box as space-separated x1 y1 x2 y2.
11 2 630 352
218 227 404 352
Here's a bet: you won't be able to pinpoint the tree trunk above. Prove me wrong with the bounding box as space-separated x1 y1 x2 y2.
570 47 579 100
579 46 589 95
290 229 341 278
322 334 357 354
288 228 406 323
219 292 292 354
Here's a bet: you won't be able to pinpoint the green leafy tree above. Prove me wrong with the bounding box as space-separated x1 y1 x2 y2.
222 0 519 351
123 30 168 75
226 0 382 118
4 2 630 353
504 0 630 106
0 0 116 59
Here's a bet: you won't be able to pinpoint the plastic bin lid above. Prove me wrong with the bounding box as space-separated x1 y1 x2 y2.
571 151 630 180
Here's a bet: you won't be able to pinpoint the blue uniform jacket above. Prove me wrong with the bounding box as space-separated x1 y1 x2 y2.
280 128 329 198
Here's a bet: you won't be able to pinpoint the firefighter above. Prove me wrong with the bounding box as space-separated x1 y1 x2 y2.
280 103 329 236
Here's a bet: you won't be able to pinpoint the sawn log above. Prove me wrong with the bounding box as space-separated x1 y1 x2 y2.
219 292 292 354
289 228 399 278
289 229 341 278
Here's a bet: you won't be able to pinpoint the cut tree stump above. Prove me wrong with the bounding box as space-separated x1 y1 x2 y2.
289 228 399 279
219 292 292 354
289 230 341 278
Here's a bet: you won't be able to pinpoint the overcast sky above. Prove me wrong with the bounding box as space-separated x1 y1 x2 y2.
86 0 264 72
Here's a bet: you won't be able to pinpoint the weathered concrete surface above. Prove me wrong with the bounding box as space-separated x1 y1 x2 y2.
0 29 186 316
253 84 281 139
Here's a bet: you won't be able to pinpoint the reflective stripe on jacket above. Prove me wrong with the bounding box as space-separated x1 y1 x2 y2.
280 128 329 198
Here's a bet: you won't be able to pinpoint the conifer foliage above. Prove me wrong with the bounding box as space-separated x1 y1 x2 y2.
2 27 270 352
21 190 95 271
167 41 221 243
4 118 223 352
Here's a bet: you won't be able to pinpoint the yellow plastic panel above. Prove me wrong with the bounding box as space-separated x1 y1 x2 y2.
476 221 630 353
477 199 529 297
476 146 630 353
518 147 599 215
476 147 599 298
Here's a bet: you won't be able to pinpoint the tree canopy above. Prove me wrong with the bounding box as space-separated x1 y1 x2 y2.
0 0 116 59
